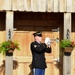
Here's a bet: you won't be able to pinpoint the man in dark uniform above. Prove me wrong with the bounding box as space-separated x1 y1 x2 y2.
30 31 52 75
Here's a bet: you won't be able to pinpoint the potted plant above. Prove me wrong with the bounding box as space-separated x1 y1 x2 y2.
0 40 20 56
60 39 75 52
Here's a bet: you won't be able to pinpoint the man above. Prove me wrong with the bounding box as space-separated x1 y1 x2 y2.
30 31 52 75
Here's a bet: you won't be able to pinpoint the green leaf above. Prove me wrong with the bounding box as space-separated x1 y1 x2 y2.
0 40 20 55
60 39 71 49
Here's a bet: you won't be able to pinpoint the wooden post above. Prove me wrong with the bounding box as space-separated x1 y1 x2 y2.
5 11 14 75
63 13 71 75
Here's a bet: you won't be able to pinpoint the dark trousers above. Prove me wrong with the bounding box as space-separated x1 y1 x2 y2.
33 68 45 75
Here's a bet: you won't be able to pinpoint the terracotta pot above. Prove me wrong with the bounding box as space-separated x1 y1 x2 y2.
64 47 73 52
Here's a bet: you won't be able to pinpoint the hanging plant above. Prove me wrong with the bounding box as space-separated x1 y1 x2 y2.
60 39 75 52
0 40 20 55
60 39 75 49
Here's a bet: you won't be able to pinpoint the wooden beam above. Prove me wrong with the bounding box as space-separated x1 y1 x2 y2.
6 11 14 40
63 54 71 75
5 11 14 75
5 56 13 75
63 13 72 75
64 13 71 39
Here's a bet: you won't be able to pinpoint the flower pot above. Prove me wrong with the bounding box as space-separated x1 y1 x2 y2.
64 47 73 53
6 49 14 56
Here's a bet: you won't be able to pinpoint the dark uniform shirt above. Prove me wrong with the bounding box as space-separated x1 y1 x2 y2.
30 41 52 69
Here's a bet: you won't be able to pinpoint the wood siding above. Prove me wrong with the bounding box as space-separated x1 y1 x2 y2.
0 12 75 75
71 14 75 75
0 0 75 12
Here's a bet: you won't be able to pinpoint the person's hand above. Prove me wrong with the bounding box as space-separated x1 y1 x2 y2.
46 42 51 48
44 37 51 47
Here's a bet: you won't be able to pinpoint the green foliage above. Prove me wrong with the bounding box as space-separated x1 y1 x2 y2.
0 40 20 55
60 39 71 49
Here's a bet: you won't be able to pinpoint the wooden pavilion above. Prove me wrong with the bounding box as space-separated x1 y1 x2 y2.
0 0 75 75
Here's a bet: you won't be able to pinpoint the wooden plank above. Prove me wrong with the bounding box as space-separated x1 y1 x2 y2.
47 0 54 12
71 48 75 75
5 11 14 75
24 0 31 11
17 56 53 63
31 0 39 12
66 0 72 12
54 0 59 12
17 63 25 75
0 0 4 11
72 0 75 12
3 0 11 10
12 0 17 11
59 0 66 12
38 0 46 12
71 32 75 75
46 63 54 75
17 0 24 11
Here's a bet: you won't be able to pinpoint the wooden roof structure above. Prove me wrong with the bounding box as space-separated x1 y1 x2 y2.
0 0 75 12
